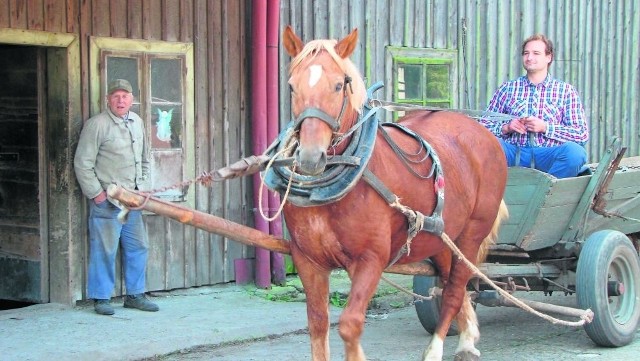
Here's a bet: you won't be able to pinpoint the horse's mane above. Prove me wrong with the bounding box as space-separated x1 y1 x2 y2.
289 39 367 114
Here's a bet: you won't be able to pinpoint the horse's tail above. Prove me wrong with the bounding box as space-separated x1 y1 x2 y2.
476 199 509 263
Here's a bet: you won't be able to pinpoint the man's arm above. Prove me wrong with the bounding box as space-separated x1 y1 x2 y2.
479 83 511 137
74 119 104 200
545 85 589 145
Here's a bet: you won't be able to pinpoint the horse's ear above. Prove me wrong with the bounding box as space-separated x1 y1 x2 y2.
335 28 358 59
283 25 304 57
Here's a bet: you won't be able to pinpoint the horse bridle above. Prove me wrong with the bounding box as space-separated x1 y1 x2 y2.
291 75 353 132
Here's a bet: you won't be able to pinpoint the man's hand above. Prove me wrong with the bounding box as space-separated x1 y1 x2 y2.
503 118 527 135
93 190 107 204
521 116 547 133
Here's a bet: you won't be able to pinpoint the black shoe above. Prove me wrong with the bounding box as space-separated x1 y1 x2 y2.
123 294 159 312
94 299 115 315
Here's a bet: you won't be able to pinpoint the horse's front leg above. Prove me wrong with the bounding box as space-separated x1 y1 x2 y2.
340 261 386 361
295 256 332 361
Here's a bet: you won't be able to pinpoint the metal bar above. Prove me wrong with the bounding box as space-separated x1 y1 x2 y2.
560 137 622 243
478 263 561 278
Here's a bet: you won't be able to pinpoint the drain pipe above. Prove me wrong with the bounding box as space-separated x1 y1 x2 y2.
266 0 286 286
251 0 271 288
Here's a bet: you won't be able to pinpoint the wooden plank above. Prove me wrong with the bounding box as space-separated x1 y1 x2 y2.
79 0 91 120
224 0 246 282
162 0 180 41
10 0 27 29
142 0 161 40
46 44 84 304
313 0 327 37
0 0 10 28
388 0 404 46
0 258 41 301
65 0 78 33
166 219 186 289
180 0 196 287
206 0 224 284
91 0 110 36
326 0 347 39
109 0 128 38
191 0 209 287
44 0 65 32
518 204 581 250
127 0 142 38
26 0 43 30
541 177 589 207
145 215 167 291
413 0 427 47
179 0 193 42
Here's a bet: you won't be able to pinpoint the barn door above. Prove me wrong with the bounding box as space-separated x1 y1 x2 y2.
0 45 49 303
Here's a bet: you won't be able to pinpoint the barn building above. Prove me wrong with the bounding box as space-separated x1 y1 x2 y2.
0 0 638 305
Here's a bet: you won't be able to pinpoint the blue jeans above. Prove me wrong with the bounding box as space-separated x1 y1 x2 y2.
499 139 587 178
87 200 149 299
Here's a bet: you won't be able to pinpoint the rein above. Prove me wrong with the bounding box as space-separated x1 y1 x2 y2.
368 98 520 122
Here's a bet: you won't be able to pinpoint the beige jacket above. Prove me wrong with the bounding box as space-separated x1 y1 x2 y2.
74 108 149 199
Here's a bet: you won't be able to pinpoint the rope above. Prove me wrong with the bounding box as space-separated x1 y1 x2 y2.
389 197 424 256
127 192 152 210
380 274 435 301
258 141 298 222
439 232 593 327
379 232 593 327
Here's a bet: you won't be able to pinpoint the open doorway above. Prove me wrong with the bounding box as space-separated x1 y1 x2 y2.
0 45 48 307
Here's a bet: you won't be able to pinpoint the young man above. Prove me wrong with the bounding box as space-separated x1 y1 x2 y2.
480 34 589 178
74 79 159 315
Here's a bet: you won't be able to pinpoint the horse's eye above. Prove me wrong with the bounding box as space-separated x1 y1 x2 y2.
335 83 343 92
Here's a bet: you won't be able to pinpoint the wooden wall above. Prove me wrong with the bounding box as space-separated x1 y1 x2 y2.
0 0 255 299
279 0 640 162
4 0 635 302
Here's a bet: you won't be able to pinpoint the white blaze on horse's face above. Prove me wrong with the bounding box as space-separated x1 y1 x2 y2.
309 64 322 88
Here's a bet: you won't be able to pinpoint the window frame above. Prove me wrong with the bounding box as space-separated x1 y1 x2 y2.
89 36 195 206
385 47 458 121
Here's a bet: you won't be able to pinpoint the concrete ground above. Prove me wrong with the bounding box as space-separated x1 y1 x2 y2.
0 271 414 361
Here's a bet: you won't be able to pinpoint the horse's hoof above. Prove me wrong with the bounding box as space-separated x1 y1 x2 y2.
453 351 480 361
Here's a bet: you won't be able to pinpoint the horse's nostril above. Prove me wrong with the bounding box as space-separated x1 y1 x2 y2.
295 147 327 175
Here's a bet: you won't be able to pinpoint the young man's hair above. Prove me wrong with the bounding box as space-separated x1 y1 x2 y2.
522 34 554 67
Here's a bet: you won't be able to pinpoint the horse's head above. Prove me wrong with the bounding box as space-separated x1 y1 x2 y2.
283 25 367 175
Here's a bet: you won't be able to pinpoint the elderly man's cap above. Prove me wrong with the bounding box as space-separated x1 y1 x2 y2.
108 79 133 94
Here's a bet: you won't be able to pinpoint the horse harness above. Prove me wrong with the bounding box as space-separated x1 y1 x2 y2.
265 83 445 264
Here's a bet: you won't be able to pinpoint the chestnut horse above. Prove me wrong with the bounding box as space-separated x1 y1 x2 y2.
276 26 508 361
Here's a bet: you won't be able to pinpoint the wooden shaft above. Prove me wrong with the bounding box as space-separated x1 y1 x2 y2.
107 184 291 254
500 297 593 319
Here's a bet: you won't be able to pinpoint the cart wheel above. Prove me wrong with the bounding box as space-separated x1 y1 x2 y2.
576 230 640 347
413 273 459 336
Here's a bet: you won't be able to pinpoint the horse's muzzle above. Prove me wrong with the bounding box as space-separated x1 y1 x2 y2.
294 146 328 175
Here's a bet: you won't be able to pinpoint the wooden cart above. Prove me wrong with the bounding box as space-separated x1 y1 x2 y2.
108 136 640 348
413 137 640 347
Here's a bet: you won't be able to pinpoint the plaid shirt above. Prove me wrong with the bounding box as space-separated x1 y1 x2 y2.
480 75 589 147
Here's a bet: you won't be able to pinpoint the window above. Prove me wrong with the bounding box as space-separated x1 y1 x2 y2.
90 37 194 204
385 47 458 121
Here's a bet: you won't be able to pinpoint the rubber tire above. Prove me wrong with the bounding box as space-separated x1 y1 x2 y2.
576 230 640 347
413 274 459 336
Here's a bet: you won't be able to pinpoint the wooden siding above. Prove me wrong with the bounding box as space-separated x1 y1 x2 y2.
1 0 638 303
0 0 254 301
279 0 640 163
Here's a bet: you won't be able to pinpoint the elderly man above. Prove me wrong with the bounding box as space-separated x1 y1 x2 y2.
74 79 158 315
